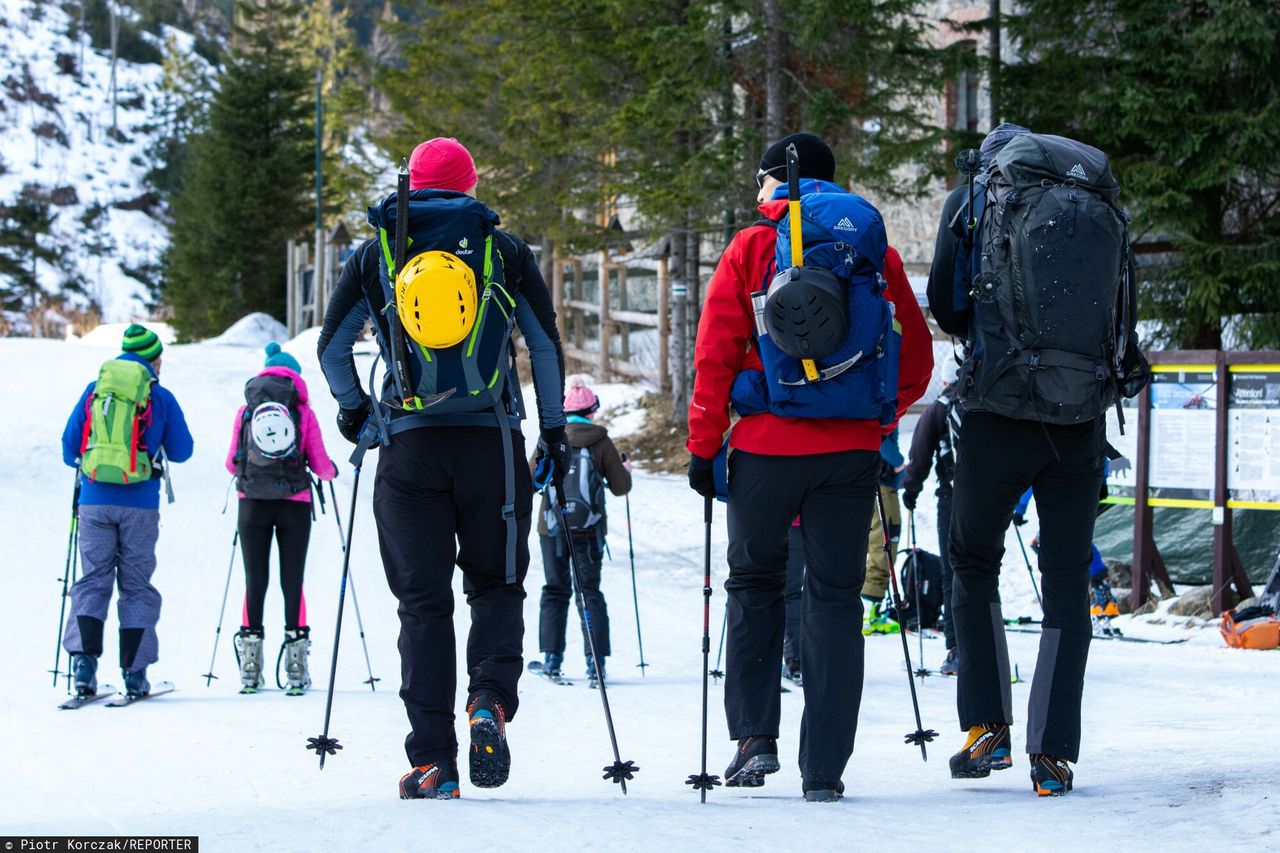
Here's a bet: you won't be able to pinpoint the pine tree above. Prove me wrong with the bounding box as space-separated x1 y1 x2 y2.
164 0 313 339
1001 0 1280 350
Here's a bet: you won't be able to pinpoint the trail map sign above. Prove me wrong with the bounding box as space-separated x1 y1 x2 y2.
1148 367 1216 505
1227 367 1280 508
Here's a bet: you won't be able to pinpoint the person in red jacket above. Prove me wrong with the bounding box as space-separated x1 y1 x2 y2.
685 132 932 801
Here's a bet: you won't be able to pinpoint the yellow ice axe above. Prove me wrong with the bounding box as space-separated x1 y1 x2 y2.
785 144 820 382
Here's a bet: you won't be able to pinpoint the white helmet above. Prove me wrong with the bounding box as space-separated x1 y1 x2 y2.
250 402 296 458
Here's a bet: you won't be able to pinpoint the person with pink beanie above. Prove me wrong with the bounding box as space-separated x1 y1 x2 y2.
531 376 631 686
225 342 337 695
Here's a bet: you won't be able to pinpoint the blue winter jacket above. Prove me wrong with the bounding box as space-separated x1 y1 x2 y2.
61 353 194 509
880 429 905 489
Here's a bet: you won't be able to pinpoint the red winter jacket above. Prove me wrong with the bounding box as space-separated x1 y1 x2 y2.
686 198 933 460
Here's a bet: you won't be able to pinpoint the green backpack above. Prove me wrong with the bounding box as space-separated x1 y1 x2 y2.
79 359 154 485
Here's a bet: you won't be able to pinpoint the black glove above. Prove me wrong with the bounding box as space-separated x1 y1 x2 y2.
902 490 918 512
336 397 372 445
1012 512 1027 527
687 454 715 499
328 458 340 478
535 426 571 491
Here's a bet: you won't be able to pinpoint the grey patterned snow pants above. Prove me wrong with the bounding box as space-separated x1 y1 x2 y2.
62 504 162 672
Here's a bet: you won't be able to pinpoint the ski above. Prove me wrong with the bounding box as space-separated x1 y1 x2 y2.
1005 626 1188 645
527 660 573 686
105 681 175 707
58 684 117 710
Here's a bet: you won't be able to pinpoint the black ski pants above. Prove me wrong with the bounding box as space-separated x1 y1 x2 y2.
373 426 532 767
238 498 312 630
948 411 1105 762
538 532 610 660
724 448 879 788
937 493 956 650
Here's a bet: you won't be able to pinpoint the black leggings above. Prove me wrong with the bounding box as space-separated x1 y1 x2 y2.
238 499 312 630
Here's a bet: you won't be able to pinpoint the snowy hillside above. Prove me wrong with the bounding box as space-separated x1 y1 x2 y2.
3 336 1279 850
0 0 185 325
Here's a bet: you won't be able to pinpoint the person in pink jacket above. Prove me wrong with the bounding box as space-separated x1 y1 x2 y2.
225 342 337 694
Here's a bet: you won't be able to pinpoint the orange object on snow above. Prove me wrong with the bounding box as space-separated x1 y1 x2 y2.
1220 606 1280 651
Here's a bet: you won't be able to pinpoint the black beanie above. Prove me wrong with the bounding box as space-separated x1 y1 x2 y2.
759 133 836 183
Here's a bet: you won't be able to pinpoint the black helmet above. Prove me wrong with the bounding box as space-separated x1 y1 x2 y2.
763 265 849 360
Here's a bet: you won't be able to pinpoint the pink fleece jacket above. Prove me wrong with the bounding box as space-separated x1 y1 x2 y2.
225 366 337 501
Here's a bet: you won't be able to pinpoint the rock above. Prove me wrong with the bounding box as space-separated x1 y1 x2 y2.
1133 596 1161 616
1104 559 1132 588
1168 585 1238 618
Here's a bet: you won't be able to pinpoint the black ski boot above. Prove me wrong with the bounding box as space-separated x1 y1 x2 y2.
467 692 510 788
1030 754 1074 797
122 666 150 699
803 780 846 803
72 653 99 697
724 735 780 788
949 723 1013 778
783 658 803 686
399 759 461 800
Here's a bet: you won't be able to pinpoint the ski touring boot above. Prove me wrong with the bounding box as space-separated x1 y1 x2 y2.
399 759 461 800
543 652 564 681
1090 578 1122 638
862 597 901 636
234 627 266 694
939 648 959 677
466 692 510 788
724 735 780 788
586 656 606 690
122 666 150 699
803 779 846 803
1030 754 1074 797
283 627 312 696
949 723 1013 778
72 653 99 697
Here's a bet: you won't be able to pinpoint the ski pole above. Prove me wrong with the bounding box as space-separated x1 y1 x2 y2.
547 482 638 793
909 510 930 680
1013 525 1044 614
622 485 648 675
710 601 728 682
50 470 81 689
686 495 722 801
328 479 379 690
877 487 937 762
307 431 375 769
202 529 239 686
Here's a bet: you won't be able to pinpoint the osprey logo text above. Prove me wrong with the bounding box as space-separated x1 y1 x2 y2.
1066 163 1088 181
834 217 857 231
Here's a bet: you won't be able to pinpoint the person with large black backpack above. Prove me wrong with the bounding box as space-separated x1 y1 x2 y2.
926 126 1150 797
532 377 632 686
317 137 567 800
224 343 337 695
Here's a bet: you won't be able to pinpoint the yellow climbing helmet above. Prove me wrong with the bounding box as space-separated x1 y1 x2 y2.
395 250 478 349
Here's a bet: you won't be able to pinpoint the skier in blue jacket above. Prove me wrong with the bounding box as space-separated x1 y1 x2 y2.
60 324 194 700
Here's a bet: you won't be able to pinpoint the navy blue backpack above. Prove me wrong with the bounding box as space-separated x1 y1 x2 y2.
730 178 900 423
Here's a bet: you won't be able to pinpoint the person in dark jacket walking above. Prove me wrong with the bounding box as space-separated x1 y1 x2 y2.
60 324 194 700
927 122 1112 797
533 377 632 684
902 356 963 674
317 137 566 800
224 343 337 694
686 132 933 801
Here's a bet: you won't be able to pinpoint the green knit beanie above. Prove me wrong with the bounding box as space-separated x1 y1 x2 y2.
121 323 163 361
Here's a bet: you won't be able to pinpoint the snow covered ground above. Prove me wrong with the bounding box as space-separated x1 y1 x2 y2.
2 335 1278 851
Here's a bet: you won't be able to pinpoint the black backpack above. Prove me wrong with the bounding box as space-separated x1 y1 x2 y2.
545 446 606 536
893 549 945 631
236 374 310 500
960 133 1149 425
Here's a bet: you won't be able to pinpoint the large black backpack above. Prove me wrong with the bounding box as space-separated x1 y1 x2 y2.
545 446 606 536
961 133 1147 425
236 374 310 500
894 549 945 631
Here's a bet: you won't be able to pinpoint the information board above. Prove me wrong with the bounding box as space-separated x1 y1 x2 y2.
1148 368 1216 503
1227 368 1280 508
